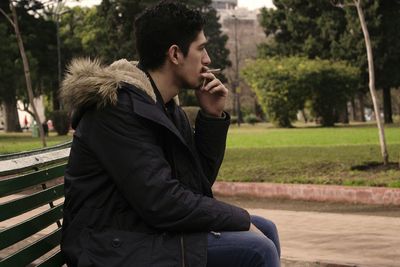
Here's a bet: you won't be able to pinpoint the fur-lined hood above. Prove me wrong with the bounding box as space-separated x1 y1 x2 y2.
60 58 157 111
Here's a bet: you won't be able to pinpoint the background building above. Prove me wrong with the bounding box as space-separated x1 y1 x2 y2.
211 0 237 10
212 0 268 119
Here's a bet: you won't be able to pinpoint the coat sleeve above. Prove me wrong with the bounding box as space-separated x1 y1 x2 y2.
86 95 250 232
194 111 230 185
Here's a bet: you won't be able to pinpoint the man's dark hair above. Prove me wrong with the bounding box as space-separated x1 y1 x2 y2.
135 0 205 70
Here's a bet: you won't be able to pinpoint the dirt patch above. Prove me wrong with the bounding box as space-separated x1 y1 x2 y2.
351 161 399 172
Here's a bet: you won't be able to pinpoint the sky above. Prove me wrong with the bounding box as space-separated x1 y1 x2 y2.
67 0 275 10
237 0 274 10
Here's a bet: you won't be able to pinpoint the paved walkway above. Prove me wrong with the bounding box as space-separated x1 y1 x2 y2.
250 208 400 267
2 195 399 266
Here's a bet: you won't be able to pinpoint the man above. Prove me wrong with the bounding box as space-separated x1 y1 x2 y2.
60 1 280 266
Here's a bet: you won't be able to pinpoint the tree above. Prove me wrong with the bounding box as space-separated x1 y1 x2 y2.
0 0 59 132
0 0 46 146
374 1 400 123
260 0 400 124
333 0 400 124
202 7 230 82
259 0 347 59
332 0 388 165
258 0 354 123
0 21 21 132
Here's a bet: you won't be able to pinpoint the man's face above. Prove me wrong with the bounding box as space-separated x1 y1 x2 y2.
176 30 211 89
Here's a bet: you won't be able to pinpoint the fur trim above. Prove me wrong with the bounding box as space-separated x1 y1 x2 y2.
60 58 157 111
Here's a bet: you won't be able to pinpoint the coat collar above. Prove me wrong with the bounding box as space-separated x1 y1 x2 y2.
122 82 190 150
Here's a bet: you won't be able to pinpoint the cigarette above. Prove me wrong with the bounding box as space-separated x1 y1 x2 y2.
207 68 221 74
202 68 221 88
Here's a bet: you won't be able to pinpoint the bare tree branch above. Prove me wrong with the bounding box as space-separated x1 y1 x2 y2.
0 7 16 28
17 105 35 118
9 2 47 147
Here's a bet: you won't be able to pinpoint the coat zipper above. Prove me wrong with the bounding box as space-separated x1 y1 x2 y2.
180 235 186 267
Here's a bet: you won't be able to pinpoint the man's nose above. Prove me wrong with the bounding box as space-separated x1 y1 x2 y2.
202 50 211 65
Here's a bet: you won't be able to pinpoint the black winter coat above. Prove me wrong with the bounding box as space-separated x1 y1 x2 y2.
60 59 250 267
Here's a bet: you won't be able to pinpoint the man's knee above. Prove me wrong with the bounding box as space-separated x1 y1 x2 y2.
250 215 281 257
251 215 278 232
207 232 280 267
247 234 280 267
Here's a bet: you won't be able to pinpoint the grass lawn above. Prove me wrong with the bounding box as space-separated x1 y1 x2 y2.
0 131 72 154
1 123 399 187
218 123 400 188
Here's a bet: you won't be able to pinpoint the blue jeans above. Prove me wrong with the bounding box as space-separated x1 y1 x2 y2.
207 215 280 267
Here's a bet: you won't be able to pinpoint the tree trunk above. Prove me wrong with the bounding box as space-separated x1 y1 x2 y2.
382 86 393 124
231 89 237 116
358 92 366 122
237 92 242 126
301 109 308 123
350 97 357 121
3 97 22 132
355 0 388 165
344 103 349 124
10 3 46 147
52 90 60 111
336 105 349 124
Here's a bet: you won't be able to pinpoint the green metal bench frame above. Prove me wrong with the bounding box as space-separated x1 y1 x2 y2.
0 142 71 267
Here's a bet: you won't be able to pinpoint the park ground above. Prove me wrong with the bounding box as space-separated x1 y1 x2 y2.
1 122 400 266
219 196 400 267
221 122 400 188
1 193 399 266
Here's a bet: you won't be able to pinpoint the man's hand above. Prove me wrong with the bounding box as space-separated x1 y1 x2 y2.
196 72 228 117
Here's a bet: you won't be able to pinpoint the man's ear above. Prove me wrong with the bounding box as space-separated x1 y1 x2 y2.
167 45 182 65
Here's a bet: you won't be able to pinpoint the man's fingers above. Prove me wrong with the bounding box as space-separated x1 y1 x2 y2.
208 84 228 96
200 72 228 96
203 78 220 91
201 72 216 80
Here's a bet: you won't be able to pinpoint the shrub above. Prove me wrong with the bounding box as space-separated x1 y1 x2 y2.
242 57 359 127
230 115 238 124
244 114 261 125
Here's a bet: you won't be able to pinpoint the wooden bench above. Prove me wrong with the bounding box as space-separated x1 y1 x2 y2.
0 142 71 267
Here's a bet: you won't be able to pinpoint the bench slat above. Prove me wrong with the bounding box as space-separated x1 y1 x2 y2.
0 184 64 222
0 228 62 267
36 250 65 267
0 164 66 197
0 141 71 161
0 147 70 176
0 204 63 250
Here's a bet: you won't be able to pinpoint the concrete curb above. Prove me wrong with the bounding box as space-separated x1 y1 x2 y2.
212 182 400 206
281 258 359 267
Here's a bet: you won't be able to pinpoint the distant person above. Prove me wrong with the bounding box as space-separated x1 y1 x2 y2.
60 1 280 266
42 122 49 136
23 115 28 130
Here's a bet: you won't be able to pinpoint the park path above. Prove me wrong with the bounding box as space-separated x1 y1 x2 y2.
250 208 400 267
1 194 400 266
